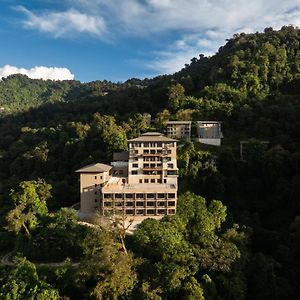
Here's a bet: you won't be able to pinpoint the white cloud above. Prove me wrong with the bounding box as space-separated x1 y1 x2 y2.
17 6 107 38
0 65 75 80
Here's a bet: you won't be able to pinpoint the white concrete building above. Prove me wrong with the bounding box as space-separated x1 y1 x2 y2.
76 132 178 221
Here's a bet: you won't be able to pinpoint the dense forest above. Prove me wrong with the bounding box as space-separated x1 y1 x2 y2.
0 26 300 299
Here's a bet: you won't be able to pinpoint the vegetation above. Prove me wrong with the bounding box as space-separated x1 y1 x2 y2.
0 26 300 299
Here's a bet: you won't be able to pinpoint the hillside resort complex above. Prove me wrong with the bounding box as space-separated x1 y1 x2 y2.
77 119 222 222
76 132 178 221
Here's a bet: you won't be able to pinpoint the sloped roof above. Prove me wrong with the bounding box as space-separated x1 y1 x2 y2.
128 132 177 142
75 163 112 173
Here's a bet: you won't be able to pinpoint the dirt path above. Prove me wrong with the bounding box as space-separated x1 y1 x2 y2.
0 251 79 267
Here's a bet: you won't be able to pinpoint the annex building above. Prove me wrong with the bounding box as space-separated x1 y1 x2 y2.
76 132 178 220
165 121 192 141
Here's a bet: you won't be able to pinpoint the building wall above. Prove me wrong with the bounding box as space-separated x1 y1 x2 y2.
128 141 177 185
100 191 177 216
80 171 110 213
197 122 222 146
166 123 191 140
79 133 178 219
197 138 221 146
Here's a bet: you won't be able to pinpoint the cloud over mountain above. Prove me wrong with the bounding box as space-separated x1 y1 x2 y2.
0 65 75 80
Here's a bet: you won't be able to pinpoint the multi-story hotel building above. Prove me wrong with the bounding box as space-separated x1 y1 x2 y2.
165 121 192 141
76 132 178 220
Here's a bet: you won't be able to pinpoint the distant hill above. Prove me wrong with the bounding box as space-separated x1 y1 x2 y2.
2 26 300 116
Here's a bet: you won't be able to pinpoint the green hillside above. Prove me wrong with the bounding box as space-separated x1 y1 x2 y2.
0 26 300 299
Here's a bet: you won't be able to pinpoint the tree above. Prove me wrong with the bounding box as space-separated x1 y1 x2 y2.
79 227 137 299
6 179 51 236
0 256 60 299
168 83 186 111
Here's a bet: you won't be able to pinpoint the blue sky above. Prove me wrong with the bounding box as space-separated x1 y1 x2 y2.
0 0 300 82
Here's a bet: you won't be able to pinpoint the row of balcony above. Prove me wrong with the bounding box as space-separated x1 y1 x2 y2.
102 200 176 208
100 208 176 216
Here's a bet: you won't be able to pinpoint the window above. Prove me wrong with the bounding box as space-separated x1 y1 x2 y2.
144 179 149 183
133 142 140 148
126 201 133 207
104 194 112 199
147 193 154 199
157 209 166 215
157 193 165 199
94 199 97 203
168 193 175 199
132 170 138 175
150 150 155 154
136 193 144 199
136 209 145 215
146 201 155 207
143 149 149 154
157 201 166 206
168 209 176 215
164 179 167 183
151 179 155 183
115 193 123 199
132 163 138 168
167 163 174 168
95 176 97 179
144 143 149 147
146 209 155 215
115 201 123 206
100 176 103 179
136 201 144 207
125 209 134 215
168 201 176 206
94 191 97 195
139 179 143 183
167 170 177 175
104 202 113 206
125 194 133 199
157 179 162 183
94 184 97 187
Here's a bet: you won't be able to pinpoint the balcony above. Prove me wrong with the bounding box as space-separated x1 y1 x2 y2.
142 166 163 171
143 153 163 157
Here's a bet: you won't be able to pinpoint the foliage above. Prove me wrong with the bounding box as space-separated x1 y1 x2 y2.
0 256 60 299
0 26 300 299
6 179 51 236
78 227 137 300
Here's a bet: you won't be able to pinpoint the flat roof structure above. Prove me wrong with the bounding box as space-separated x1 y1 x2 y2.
102 176 176 193
128 132 177 142
166 121 192 124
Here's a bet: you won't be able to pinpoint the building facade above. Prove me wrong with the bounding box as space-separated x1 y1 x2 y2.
76 132 178 219
165 121 191 141
196 121 223 146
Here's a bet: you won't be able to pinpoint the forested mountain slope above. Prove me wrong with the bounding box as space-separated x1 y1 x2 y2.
0 26 300 299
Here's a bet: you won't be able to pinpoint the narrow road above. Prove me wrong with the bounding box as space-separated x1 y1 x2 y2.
0 251 79 267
